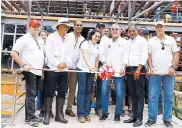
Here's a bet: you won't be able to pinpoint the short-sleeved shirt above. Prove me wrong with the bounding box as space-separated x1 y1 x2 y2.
77 40 99 71
148 35 179 74
12 32 44 76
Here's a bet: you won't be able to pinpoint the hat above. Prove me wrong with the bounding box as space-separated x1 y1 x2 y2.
155 21 164 26
29 20 40 27
53 18 73 30
142 30 149 35
96 23 105 28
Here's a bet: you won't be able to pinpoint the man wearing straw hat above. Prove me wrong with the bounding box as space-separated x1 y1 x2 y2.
11 19 44 127
43 17 72 125
145 21 179 128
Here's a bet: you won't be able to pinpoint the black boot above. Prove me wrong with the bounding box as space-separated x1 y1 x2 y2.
55 97 68 124
43 97 53 125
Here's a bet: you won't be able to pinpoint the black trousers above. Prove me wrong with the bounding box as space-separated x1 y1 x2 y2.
45 71 68 98
126 66 146 120
22 71 42 121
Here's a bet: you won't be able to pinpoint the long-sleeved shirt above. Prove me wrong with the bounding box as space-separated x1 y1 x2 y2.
125 35 148 67
99 35 110 62
100 36 129 77
66 32 85 68
45 31 71 70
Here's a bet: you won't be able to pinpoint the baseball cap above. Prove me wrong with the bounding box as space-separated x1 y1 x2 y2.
142 30 149 35
29 19 40 27
155 21 164 27
96 23 105 28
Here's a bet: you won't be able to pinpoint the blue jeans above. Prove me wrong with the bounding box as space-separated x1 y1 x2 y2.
158 87 164 112
148 75 174 121
77 72 94 117
95 76 102 111
101 77 125 115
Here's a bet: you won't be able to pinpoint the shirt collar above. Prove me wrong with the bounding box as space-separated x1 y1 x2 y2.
154 35 168 40
129 35 140 42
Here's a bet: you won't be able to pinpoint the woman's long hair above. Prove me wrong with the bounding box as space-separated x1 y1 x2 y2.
79 29 101 48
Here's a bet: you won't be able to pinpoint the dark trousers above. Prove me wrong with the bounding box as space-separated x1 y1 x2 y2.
45 71 68 98
22 71 42 121
95 62 102 111
126 66 145 120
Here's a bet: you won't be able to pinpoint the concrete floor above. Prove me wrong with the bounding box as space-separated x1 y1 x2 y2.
3 95 182 128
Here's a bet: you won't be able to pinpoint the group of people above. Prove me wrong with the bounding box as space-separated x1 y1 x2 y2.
10 18 178 128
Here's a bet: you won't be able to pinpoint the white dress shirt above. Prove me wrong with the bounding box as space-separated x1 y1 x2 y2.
125 35 148 67
66 32 85 68
148 35 179 74
100 36 128 77
12 32 44 76
77 40 99 71
45 31 71 70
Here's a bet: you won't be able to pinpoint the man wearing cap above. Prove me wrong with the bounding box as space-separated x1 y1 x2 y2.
43 18 72 125
123 24 148 127
11 19 44 127
145 21 179 128
95 23 110 117
65 20 84 117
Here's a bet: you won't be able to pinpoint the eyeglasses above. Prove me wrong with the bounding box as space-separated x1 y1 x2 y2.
161 41 165 50
111 28 119 31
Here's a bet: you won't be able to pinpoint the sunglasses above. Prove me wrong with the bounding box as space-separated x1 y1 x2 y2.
161 42 165 50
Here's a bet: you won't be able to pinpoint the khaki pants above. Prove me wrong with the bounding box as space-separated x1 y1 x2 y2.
67 72 77 110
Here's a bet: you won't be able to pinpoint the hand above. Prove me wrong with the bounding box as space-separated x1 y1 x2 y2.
134 70 140 80
168 67 175 76
23 65 32 71
58 63 67 70
119 68 125 76
94 73 98 81
149 68 155 75
89 66 96 72
41 72 44 80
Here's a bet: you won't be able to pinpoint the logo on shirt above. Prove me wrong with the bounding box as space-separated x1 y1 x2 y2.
108 45 111 48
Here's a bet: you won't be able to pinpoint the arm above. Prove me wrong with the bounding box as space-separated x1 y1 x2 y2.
148 53 153 73
95 55 99 71
99 37 107 64
11 51 24 66
82 49 92 67
173 52 179 67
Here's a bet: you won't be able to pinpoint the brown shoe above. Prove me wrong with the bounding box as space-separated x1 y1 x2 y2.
85 116 91 122
95 110 102 117
65 109 76 117
78 117 85 123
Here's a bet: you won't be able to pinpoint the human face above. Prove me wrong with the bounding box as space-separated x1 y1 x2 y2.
40 32 47 42
57 24 70 36
97 26 105 34
74 21 83 33
104 29 109 37
111 25 120 39
91 32 101 44
128 26 138 39
29 25 40 37
155 24 165 36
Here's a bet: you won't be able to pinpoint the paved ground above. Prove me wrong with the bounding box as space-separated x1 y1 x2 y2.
3 96 182 128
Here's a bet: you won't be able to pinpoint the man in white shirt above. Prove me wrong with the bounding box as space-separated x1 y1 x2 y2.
123 25 148 127
11 19 44 127
65 20 84 117
99 23 128 121
145 21 179 128
95 23 110 117
43 18 72 125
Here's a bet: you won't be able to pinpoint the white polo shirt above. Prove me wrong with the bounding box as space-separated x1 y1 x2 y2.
148 35 179 74
66 32 85 68
77 40 99 72
99 35 110 61
12 32 44 76
126 35 148 66
45 31 71 70
100 36 128 77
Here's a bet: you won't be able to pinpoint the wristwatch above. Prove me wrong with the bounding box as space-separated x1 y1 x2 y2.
171 65 178 70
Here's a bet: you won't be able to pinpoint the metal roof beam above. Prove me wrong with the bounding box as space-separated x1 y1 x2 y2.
9 1 20 12
110 1 121 16
2 1 14 11
103 1 112 16
17 0 27 12
42 1 48 14
132 1 146 17
116 2 128 20
58 1 63 14
67 0 70 14
96 1 103 16
34 0 44 15
89 1 94 15
51 1 56 14
75 1 78 14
